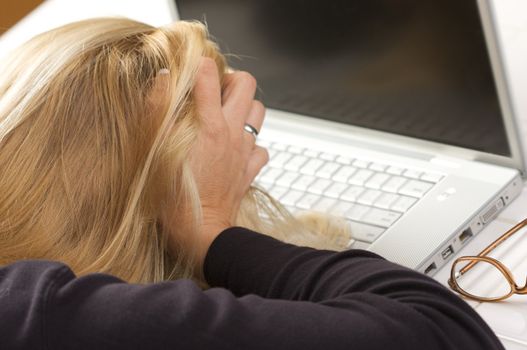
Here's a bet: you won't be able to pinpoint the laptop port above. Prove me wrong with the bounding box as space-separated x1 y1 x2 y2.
459 228 473 244
424 262 437 275
441 245 454 260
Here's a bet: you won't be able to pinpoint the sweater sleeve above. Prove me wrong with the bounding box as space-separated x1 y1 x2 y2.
0 227 503 350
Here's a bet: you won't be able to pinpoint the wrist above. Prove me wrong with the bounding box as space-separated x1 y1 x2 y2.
195 222 231 278
201 210 233 247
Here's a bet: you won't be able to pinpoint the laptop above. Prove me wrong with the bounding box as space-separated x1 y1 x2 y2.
172 0 525 275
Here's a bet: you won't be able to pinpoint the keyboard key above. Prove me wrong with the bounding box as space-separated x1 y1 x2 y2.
300 158 325 175
348 169 374 186
316 162 341 179
391 195 418 212
332 166 357 183
349 240 371 250
276 171 299 188
369 162 388 172
285 205 299 214
284 155 309 172
269 152 292 168
281 190 304 206
421 172 444 183
361 208 401 228
257 139 271 148
270 142 287 151
260 168 284 184
325 182 349 199
365 173 390 189
296 193 321 210
374 193 400 209
287 145 304 154
345 204 371 221
267 148 278 159
307 178 332 195
331 201 354 216
320 152 337 161
357 189 382 206
403 169 422 179
268 186 289 200
255 166 268 181
353 159 370 169
382 176 407 193
348 221 386 243
386 166 405 175
312 197 337 212
399 180 433 198
336 156 353 165
257 180 273 191
341 186 364 202
291 174 316 191
303 149 320 158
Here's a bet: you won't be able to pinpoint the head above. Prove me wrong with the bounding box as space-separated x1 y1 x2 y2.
0 18 349 283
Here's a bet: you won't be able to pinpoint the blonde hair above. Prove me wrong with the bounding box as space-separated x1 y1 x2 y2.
0 18 350 283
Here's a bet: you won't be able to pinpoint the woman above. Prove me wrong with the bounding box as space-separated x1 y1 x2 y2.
0 18 503 349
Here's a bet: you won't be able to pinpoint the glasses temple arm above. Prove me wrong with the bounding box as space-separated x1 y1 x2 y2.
458 218 527 275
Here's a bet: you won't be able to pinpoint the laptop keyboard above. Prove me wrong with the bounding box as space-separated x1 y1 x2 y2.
255 140 444 246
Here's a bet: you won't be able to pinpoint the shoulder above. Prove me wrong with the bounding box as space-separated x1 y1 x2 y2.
0 259 75 289
1 259 82 297
0 260 77 349
0 260 78 312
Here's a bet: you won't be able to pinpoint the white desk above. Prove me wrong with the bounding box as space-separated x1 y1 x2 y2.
1 1 526 348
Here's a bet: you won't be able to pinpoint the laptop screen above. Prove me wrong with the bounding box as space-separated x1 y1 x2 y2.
176 0 511 156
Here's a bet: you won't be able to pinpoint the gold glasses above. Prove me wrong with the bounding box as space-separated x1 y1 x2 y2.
448 218 527 302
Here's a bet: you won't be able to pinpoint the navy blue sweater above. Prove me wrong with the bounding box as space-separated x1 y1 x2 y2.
0 227 503 349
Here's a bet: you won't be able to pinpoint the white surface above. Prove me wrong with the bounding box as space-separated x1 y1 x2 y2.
0 0 175 60
435 188 527 348
1 0 526 348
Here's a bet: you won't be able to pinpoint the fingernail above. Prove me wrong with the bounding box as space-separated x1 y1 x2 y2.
158 68 170 75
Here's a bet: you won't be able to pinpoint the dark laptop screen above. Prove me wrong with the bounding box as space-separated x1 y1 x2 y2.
176 0 511 156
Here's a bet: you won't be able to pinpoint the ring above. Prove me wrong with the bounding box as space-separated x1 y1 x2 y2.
243 123 259 139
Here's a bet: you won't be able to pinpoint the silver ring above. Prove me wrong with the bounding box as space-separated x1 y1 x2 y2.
243 123 259 139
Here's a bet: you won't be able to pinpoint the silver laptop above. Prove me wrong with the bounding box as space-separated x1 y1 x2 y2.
173 0 525 275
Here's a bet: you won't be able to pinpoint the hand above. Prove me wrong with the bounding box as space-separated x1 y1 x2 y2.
189 58 268 271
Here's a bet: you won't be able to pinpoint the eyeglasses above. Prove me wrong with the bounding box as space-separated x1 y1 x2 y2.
448 218 527 302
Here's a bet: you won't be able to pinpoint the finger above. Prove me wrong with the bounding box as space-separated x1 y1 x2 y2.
221 71 257 129
243 100 265 152
243 146 269 190
221 73 234 105
244 100 265 134
221 72 242 105
194 57 224 130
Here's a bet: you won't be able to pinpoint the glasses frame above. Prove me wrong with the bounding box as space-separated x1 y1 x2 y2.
448 218 527 302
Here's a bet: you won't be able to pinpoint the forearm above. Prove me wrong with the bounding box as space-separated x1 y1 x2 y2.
205 227 504 349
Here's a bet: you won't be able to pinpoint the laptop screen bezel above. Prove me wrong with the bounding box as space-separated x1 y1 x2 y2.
172 0 526 176
475 0 526 174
